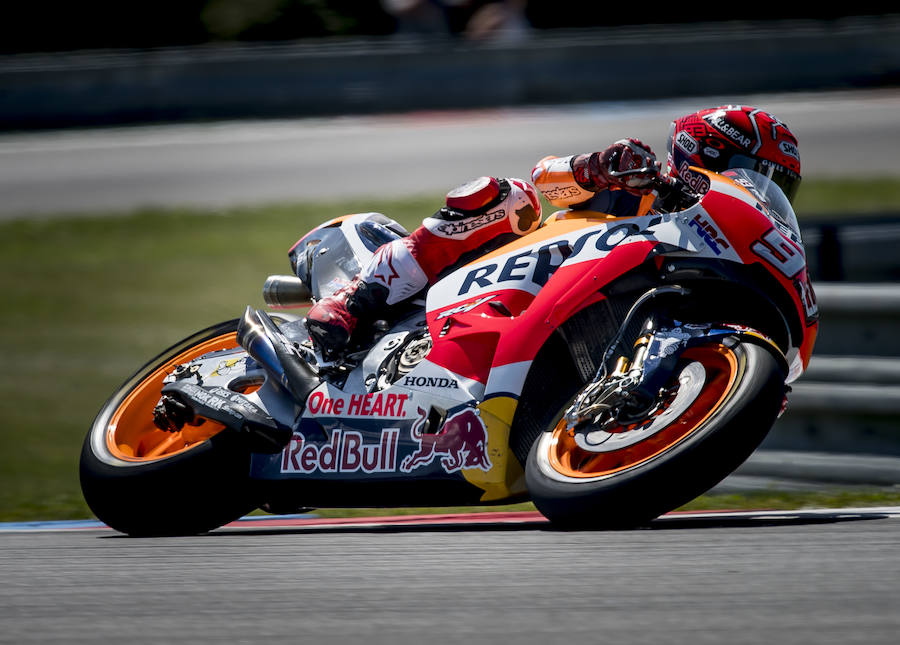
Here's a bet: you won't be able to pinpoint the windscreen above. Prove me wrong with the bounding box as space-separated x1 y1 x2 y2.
720 168 803 246
293 226 362 300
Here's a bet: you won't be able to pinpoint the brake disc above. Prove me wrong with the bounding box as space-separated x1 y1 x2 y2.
573 361 706 453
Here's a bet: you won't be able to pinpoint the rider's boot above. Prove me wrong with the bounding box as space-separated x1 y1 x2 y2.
305 276 387 356
305 237 429 357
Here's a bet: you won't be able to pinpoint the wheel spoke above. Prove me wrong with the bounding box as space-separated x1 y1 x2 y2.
143 432 184 459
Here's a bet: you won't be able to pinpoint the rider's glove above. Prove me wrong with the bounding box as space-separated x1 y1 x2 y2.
573 138 660 195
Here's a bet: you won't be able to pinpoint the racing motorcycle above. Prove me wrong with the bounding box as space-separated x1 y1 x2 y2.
80 167 818 535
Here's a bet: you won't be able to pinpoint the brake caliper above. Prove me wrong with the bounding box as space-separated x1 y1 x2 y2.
565 324 713 432
153 394 195 432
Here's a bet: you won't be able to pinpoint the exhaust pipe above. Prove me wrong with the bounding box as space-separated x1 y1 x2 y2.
262 275 312 309
236 306 320 404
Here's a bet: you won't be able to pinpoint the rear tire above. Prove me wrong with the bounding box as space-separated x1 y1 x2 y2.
79 320 258 536
525 339 786 529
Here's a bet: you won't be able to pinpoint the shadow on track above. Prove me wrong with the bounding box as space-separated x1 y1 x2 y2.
172 509 893 538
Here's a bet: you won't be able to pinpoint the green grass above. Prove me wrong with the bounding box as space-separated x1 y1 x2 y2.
793 177 900 217
0 197 433 522
2 178 899 523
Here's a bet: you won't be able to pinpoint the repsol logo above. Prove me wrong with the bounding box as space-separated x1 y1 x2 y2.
457 219 660 296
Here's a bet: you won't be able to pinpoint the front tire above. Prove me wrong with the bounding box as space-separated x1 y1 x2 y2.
525 339 786 529
79 320 258 536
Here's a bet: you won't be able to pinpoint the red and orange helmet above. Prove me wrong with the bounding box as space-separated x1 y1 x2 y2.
667 105 802 203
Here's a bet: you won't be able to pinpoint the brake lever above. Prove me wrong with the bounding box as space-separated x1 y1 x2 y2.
607 164 659 179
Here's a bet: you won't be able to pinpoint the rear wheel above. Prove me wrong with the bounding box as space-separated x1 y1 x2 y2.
525 338 786 529
80 320 258 536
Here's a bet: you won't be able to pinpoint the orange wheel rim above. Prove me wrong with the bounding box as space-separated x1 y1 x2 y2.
106 333 240 461
548 344 739 478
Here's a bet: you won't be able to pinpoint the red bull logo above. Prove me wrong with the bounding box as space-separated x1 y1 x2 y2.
400 407 493 474
281 428 400 474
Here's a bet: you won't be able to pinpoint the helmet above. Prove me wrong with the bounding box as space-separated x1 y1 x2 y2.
667 106 802 203
443 176 542 235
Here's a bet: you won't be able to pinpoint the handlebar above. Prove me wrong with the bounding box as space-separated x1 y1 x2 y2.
650 173 702 212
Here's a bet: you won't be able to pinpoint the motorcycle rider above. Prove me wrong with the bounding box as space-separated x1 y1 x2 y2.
307 105 801 357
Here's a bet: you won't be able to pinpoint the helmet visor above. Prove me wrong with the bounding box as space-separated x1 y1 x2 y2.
727 154 801 204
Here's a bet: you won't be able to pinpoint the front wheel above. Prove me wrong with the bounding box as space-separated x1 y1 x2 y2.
80 320 258 536
525 339 786 529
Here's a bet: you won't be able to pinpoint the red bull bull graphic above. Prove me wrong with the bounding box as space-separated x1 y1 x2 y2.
281 428 400 474
401 407 493 474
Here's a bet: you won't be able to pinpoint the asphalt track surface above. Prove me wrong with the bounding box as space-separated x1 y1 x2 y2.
2 88 900 217
2 508 900 644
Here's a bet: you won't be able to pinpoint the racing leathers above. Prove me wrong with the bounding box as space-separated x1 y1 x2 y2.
532 138 660 217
